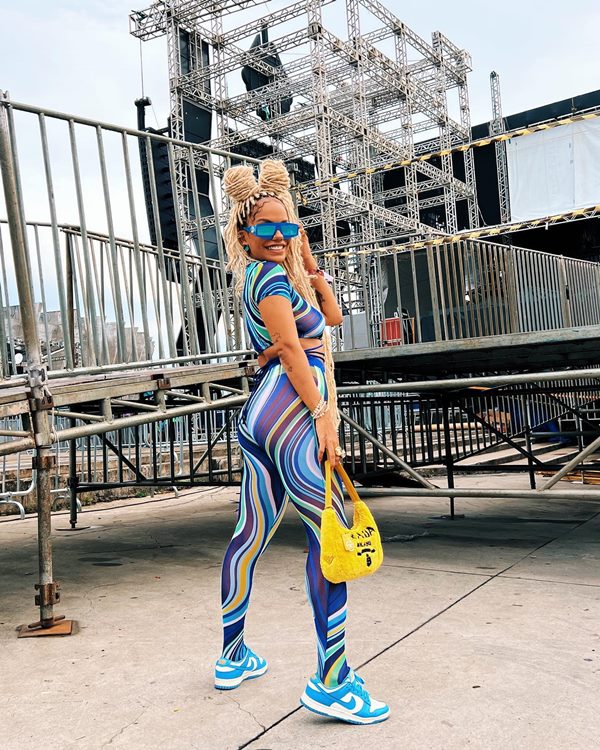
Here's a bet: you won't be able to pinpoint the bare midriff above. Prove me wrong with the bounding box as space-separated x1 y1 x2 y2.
257 338 324 368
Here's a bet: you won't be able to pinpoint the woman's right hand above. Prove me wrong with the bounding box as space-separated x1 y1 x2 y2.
258 338 323 368
315 410 342 469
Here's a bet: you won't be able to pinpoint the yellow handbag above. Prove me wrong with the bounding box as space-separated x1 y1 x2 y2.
320 460 383 584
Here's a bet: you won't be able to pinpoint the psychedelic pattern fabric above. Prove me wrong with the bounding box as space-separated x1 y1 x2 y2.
220 262 349 687
242 260 326 353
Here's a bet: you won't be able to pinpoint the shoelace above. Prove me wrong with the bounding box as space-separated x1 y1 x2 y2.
349 674 371 706
348 669 364 686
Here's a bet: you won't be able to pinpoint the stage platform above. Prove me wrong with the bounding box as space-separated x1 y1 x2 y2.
0 360 251 420
334 325 600 379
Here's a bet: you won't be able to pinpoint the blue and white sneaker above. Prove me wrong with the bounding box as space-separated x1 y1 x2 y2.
300 671 390 725
214 647 268 690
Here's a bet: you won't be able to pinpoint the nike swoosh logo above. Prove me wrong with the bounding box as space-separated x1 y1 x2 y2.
338 693 363 711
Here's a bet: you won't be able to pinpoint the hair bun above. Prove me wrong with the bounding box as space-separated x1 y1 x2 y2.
223 165 259 203
258 159 290 194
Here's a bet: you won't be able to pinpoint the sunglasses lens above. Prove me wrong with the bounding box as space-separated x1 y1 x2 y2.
255 224 277 239
280 223 300 238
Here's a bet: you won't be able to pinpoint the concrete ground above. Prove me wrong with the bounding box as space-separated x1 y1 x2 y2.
1 474 599 750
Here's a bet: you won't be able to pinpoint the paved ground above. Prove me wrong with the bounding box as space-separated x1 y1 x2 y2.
1 474 599 750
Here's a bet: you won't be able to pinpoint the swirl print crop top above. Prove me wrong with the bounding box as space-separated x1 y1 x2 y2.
243 260 326 353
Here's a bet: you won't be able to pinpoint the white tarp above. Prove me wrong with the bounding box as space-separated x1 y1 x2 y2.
506 117 600 221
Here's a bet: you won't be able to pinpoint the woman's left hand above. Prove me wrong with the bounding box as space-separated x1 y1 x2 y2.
299 224 317 273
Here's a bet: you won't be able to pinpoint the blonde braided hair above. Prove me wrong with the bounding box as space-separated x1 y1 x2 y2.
223 159 339 425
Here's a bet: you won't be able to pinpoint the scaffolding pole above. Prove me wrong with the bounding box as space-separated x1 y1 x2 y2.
0 92 71 635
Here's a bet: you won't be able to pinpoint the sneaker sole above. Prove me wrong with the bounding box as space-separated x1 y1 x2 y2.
214 664 268 690
300 692 390 725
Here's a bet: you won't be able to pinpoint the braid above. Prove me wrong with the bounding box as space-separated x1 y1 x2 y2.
223 160 340 425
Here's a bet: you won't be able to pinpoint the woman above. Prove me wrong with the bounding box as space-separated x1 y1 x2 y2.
215 160 389 725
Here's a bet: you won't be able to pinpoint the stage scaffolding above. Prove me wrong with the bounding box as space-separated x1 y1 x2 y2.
131 0 479 254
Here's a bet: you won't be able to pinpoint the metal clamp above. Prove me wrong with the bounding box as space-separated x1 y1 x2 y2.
30 394 54 411
34 581 61 607
32 454 56 471
28 364 54 410
28 364 48 388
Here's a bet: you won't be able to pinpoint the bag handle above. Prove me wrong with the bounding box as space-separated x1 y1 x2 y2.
324 459 361 510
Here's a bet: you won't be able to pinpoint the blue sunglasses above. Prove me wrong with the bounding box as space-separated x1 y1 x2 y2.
243 222 300 240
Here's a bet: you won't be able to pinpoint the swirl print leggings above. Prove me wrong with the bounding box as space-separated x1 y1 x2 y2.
220 354 350 687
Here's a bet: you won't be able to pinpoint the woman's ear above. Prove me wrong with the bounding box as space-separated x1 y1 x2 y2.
238 229 251 253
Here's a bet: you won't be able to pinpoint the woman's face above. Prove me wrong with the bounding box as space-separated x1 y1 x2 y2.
239 198 290 265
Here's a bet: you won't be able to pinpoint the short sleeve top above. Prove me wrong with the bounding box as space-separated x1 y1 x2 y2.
242 260 326 353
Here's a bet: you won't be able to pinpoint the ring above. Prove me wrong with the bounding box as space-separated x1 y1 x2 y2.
334 446 346 458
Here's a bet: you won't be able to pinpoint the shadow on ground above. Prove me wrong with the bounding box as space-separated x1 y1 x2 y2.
1 474 599 750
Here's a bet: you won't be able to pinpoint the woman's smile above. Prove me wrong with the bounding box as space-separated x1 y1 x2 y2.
241 199 291 264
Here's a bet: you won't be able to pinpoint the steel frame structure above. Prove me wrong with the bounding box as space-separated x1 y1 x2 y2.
131 0 480 223
2 81 600 631
0 0 597 644
131 0 479 340
490 71 510 224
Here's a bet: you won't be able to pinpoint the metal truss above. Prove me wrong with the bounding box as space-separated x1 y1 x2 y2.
318 201 600 258
295 106 600 212
131 0 480 258
130 0 267 40
490 71 510 224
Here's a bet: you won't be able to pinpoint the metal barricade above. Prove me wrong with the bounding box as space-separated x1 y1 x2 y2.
3 91 600 632
327 239 600 350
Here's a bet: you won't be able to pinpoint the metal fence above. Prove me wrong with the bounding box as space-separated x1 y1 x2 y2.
2 97 600 379
333 240 600 350
338 380 600 474
2 372 599 511
2 93 600 512
0 220 245 377
5 94 600 630
0 96 260 382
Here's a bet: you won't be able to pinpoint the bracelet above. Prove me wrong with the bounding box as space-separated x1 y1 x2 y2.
307 267 334 283
311 397 329 420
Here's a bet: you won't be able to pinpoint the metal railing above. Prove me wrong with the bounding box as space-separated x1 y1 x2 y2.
3 92 600 631
4 374 598 507
2 97 600 378
331 240 600 350
338 381 600 474
0 221 249 377
0 96 260 382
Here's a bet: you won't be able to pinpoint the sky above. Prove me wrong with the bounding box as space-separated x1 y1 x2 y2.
1 0 599 129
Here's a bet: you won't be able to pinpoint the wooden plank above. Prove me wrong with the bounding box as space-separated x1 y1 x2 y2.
50 362 250 407
539 470 600 486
